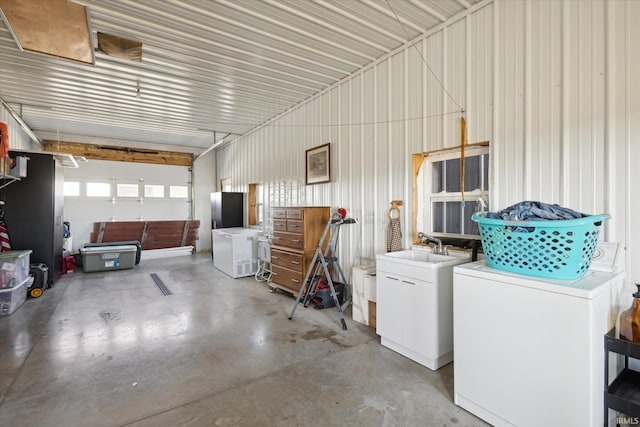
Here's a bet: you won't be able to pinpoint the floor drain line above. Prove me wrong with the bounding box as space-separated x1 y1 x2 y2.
150 273 172 296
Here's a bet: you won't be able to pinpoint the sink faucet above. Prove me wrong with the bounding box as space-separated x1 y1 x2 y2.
417 232 447 255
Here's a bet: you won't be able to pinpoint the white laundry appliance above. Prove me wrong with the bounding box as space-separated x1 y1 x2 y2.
453 260 625 427
212 228 262 278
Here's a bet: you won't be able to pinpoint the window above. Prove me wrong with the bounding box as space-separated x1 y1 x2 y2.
248 183 264 225
117 183 139 197
63 181 80 196
86 182 111 197
418 145 489 238
257 183 264 224
220 177 231 191
169 185 188 198
144 184 165 198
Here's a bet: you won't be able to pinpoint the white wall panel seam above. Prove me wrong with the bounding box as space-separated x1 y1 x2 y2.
360 70 365 256
560 0 569 206
422 38 428 151
524 0 532 200
465 12 471 141
490 0 499 210
350 78 358 262
404 48 410 245
387 58 392 253
625 0 633 283
442 26 449 150
373 65 379 253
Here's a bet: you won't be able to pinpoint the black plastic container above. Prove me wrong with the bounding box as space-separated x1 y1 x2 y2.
312 282 345 309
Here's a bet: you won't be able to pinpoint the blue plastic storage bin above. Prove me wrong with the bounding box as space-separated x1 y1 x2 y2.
472 211 609 279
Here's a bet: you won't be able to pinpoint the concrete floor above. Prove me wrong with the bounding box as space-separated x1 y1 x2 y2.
0 253 488 427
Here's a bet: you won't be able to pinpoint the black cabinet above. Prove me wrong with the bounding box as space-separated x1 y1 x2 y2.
604 328 640 426
3 152 63 286
210 192 244 229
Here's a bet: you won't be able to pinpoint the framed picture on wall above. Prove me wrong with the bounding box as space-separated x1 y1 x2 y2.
305 143 331 185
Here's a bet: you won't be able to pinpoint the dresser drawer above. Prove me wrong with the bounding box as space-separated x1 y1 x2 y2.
273 219 287 232
286 219 303 233
271 249 304 271
272 209 287 219
271 265 304 293
286 209 303 219
273 231 303 250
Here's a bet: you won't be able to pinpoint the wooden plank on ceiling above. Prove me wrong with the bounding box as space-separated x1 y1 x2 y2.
43 140 193 166
0 0 93 64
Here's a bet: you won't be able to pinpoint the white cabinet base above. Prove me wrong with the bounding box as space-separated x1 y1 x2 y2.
454 394 513 427
381 337 453 371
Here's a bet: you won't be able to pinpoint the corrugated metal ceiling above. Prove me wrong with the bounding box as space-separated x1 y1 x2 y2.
0 0 481 153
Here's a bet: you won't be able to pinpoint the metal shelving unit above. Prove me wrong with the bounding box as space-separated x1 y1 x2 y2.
604 328 640 425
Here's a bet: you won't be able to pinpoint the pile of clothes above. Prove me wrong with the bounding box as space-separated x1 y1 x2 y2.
486 201 586 232
486 201 585 221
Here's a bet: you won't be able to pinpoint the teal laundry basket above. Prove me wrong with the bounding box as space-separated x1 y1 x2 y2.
472 212 609 279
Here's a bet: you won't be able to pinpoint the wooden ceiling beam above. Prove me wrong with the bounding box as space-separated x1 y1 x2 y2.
43 141 193 167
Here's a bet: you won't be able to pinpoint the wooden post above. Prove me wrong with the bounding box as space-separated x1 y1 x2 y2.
97 222 106 243
141 222 149 248
180 221 190 247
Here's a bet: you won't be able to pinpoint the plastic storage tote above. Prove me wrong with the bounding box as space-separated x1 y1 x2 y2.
472 211 608 279
0 250 32 289
0 277 29 316
80 245 137 273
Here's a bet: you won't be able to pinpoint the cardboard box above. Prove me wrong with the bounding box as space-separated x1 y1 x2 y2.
10 156 27 178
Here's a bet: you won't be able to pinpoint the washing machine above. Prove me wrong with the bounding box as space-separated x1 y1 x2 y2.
452 246 625 427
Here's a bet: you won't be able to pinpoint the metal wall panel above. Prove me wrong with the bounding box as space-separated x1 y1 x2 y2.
0 107 33 151
628 0 640 283
217 0 639 285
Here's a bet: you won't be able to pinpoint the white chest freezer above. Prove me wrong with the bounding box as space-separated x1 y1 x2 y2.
212 228 262 278
453 261 626 427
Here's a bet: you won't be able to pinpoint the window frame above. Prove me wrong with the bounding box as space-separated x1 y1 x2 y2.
86 181 112 198
248 183 264 226
63 181 81 197
169 185 188 199
414 143 490 242
116 183 140 198
144 184 165 198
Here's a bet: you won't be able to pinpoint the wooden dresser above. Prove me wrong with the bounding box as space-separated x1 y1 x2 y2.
270 206 330 295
